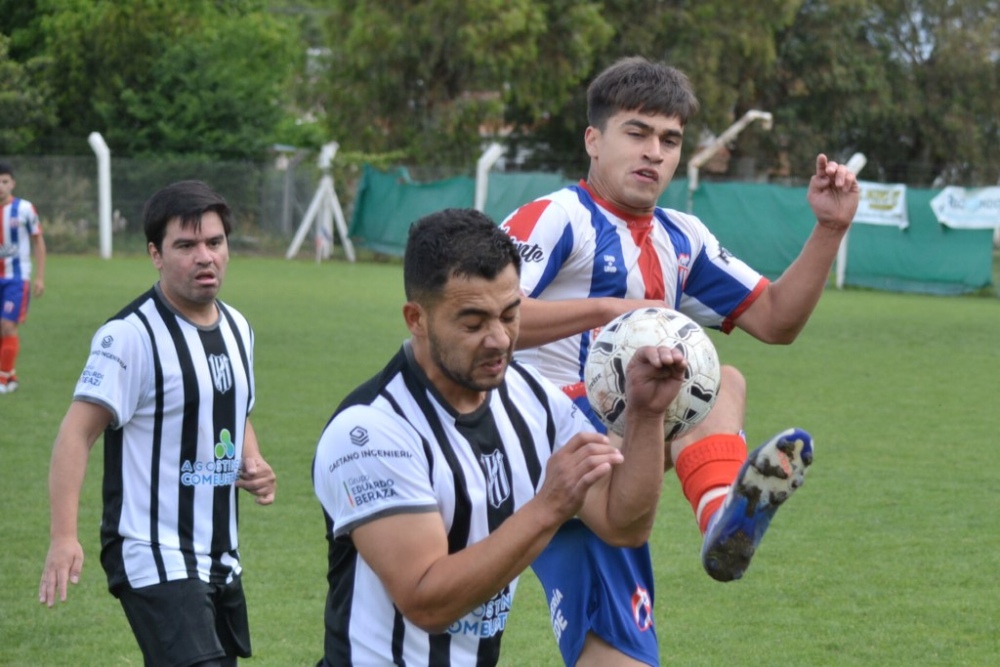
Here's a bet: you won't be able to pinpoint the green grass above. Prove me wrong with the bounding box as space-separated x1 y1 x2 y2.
3 255 999 666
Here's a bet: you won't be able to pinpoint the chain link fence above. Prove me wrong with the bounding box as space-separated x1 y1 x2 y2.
0 154 347 256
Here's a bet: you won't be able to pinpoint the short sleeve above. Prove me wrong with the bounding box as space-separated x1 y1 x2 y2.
313 404 439 540
73 319 150 429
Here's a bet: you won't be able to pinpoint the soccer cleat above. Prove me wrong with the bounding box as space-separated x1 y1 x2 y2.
0 374 18 394
701 427 813 582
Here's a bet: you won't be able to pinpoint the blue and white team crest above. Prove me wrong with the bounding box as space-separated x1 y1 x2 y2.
208 354 233 394
481 450 511 508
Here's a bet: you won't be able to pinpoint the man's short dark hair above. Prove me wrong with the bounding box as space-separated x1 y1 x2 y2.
143 180 233 251
404 208 521 304
587 56 700 130
0 163 14 178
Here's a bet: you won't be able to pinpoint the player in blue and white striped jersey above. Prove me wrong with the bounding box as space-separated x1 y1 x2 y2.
313 208 688 667
39 180 276 667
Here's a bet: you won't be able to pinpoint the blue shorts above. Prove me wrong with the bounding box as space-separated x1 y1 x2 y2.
0 278 30 323
533 518 658 666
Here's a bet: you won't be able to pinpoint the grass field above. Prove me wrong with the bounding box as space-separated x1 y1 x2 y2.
2 254 998 666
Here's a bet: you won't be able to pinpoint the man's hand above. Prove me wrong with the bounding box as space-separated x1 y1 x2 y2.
808 153 860 232
623 345 688 419
535 432 624 523
39 537 84 607
237 456 276 505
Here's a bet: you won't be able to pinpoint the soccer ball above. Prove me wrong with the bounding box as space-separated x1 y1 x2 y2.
584 307 721 441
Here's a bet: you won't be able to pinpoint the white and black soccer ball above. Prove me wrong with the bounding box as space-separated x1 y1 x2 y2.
584 307 721 441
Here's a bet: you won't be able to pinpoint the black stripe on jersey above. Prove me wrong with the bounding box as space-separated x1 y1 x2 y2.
454 409 514 533
135 308 169 582
391 610 406 665
218 301 253 413
100 421 127 586
503 361 557 493
400 362 472 556
199 325 238 582
319 501 359 667
153 294 201 579
381 389 437 482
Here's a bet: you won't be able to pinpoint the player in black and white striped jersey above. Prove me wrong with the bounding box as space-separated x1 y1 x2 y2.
39 180 275 667
313 208 687 667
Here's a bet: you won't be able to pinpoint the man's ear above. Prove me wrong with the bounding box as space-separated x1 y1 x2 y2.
402 301 425 337
148 242 162 269
584 125 601 159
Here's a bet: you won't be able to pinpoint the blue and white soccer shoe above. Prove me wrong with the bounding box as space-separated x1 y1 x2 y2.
701 427 813 582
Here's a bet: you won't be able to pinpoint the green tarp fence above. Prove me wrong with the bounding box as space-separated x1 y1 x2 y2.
349 165 993 295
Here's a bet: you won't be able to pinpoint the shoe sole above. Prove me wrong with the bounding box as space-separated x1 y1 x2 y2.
701 427 813 582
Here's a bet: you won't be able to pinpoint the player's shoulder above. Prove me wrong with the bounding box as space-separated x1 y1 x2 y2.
504 185 580 224
87 316 150 368
217 298 252 331
319 402 423 461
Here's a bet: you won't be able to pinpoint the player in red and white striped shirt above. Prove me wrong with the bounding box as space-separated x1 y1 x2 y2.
0 162 46 394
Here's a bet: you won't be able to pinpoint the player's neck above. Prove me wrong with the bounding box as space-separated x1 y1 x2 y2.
581 180 655 224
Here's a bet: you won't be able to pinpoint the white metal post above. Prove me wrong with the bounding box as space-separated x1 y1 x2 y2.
88 132 112 259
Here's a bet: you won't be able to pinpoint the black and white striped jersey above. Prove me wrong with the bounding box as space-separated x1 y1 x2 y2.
313 342 593 667
73 284 254 592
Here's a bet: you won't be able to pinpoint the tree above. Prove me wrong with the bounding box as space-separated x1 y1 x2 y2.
0 33 56 154
34 0 299 158
317 0 613 169
858 0 1000 184
506 0 803 176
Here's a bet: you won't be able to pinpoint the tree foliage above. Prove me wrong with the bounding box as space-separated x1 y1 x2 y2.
0 33 56 154
319 0 613 168
26 0 299 158
1 0 998 185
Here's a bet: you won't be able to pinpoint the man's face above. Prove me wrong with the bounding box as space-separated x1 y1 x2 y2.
0 174 15 204
585 110 684 215
149 211 229 319
420 264 521 398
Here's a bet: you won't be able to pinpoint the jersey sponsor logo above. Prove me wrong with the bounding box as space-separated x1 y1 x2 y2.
603 254 618 273
79 368 104 387
512 240 545 263
208 353 233 394
481 450 511 508
327 446 413 472
548 588 569 644
343 473 397 507
501 200 550 263
448 588 513 638
0 243 18 258
89 348 127 370
180 428 240 486
349 426 369 447
101 335 114 348
718 246 733 264
631 585 653 631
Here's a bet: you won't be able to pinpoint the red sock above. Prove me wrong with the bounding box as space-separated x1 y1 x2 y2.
0 335 19 376
674 434 747 533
